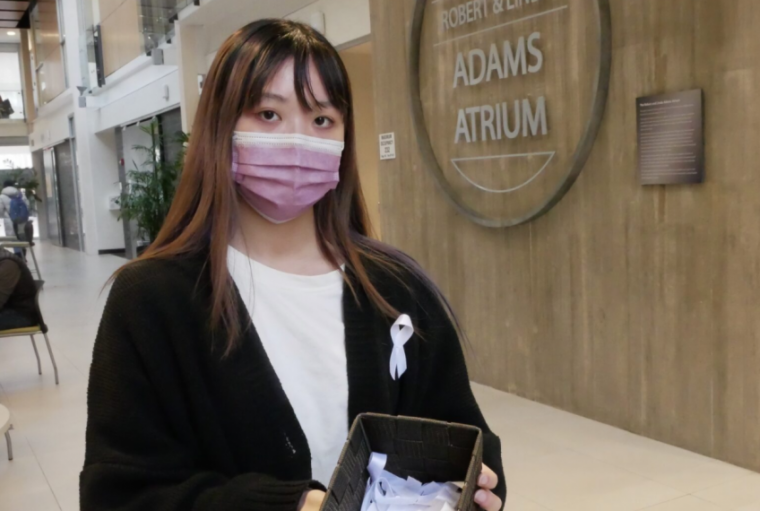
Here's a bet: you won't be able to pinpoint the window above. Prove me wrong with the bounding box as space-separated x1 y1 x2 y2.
29 0 68 106
56 0 68 88
0 49 25 120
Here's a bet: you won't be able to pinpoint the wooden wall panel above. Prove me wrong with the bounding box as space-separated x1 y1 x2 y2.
100 11 121 77
42 44 66 103
35 48 65 105
100 0 142 77
19 30 36 122
98 0 123 22
340 44 382 238
370 0 760 471
34 0 60 62
29 0 66 105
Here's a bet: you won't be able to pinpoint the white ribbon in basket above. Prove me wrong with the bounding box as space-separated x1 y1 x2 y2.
390 314 414 380
361 453 460 511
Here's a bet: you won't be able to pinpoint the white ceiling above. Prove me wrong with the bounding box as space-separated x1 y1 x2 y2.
0 28 21 44
0 0 29 30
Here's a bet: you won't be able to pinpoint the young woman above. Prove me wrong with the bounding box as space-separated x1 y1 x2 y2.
80 19 506 511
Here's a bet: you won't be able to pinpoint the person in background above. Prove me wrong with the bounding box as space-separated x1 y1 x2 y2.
0 96 13 119
0 251 37 331
0 180 32 259
81 19 506 511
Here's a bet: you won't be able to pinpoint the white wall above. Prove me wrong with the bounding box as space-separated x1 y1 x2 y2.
96 67 181 132
89 128 123 251
71 107 108 253
0 121 28 139
286 0 370 48
29 92 74 150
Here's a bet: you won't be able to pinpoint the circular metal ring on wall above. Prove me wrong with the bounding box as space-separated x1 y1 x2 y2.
407 0 612 228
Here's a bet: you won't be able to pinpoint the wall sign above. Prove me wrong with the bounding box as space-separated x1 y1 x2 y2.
409 0 611 227
379 132 397 160
636 89 704 185
108 194 121 211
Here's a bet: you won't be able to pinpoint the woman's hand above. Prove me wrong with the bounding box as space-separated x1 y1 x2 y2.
474 464 502 511
298 490 326 511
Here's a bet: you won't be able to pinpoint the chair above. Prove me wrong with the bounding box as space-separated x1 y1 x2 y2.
0 238 41 280
0 404 11 460
0 281 58 385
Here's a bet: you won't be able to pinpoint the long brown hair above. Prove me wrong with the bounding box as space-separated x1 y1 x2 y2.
118 19 455 353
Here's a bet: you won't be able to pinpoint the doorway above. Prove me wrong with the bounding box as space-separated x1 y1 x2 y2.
42 139 84 251
54 141 83 250
42 147 61 246
117 108 183 259
339 41 382 239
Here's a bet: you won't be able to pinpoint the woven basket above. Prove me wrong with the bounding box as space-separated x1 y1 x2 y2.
320 413 483 511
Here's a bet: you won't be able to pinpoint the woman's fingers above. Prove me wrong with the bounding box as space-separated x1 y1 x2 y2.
298 490 326 511
474 489 502 511
475 465 501 511
478 464 498 490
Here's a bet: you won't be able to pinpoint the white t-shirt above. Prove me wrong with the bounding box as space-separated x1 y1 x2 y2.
227 246 348 485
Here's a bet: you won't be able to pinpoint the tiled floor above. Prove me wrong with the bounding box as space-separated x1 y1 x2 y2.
1 243 759 511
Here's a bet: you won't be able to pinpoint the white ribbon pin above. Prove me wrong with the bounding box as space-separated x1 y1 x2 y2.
389 314 414 380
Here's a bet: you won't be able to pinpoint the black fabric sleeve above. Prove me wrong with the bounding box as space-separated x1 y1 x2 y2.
80 268 320 511
0 260 20 309
412 281 507 509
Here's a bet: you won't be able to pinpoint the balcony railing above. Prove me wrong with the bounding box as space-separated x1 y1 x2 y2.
78 0 198 90
0 89 25 121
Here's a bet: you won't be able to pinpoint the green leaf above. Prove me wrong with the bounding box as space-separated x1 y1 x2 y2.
119 119 189 243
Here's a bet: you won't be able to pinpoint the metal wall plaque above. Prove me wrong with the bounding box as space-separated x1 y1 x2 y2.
636 89 704 185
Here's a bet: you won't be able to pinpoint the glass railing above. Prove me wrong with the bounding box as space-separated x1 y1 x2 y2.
139 0 175 55
0 50 26 120
0 89 25 121
76 0 97 89
140 0 199 54
77 27 98 90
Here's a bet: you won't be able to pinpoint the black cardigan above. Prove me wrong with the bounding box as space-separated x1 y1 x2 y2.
80 253 506 511
0 251 38 322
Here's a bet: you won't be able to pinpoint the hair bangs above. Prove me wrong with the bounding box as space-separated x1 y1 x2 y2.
238 30 351 117
308 46 351 116
239 42 292 112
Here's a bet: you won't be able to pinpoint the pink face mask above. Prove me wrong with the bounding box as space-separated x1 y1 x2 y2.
231 132 344 224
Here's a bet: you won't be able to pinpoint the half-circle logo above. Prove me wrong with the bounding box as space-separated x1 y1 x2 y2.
451 151 555 193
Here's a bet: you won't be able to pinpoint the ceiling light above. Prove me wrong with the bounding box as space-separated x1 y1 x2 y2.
7 31 16 36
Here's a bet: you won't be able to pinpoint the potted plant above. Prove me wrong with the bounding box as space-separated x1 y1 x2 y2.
119 120 188 244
